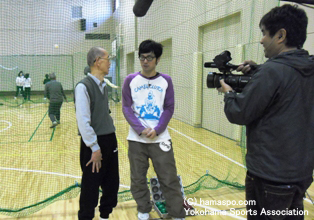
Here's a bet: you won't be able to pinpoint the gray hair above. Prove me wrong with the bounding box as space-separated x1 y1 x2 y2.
49 72 56 79
87 47 105 67
84 66 90 75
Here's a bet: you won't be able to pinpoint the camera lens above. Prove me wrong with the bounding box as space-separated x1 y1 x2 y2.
207 72 222 88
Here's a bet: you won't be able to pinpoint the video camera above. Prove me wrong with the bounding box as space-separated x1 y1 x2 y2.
204 51 256 93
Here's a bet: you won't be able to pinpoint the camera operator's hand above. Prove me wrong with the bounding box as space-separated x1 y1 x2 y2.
237 60 257 74
218 79 233 94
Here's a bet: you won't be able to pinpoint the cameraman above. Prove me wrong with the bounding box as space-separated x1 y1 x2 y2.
218 5 313 219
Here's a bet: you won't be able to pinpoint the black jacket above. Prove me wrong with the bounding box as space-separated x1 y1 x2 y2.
224 49 314 182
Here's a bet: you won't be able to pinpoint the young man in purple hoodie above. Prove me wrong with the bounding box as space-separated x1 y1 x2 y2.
122 40 185 220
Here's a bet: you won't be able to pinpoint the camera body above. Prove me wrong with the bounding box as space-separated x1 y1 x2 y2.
204 51 254 93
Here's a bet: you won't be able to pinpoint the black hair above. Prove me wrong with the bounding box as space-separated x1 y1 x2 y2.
18 71 23 76
45 74 49 78
138 40 163 59
25 73 30 79
259 4 308 49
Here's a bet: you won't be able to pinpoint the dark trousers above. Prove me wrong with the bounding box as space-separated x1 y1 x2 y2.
128 140 185 218
78 133 119 220
24 87 31 100
246 171 313 220
15 86 23 97
48 102 63 122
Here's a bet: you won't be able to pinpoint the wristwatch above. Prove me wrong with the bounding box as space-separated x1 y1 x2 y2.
225 90 236 94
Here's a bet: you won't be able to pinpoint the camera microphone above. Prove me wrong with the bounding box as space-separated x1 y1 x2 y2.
133 0 154 17
204 62 217 68
204 62 239 70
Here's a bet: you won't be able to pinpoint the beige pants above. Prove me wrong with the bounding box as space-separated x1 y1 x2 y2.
128 140 186 218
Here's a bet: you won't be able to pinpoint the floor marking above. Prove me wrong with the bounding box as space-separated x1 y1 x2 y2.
168 126 246 169
0 120 12 132
0 167 130 189
304 198 313 205
28 110 48 142
30 103 45 108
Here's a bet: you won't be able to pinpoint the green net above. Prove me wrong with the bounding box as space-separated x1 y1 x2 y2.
0 0 280 217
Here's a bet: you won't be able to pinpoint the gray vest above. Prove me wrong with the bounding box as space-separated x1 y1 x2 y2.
76 76 115 136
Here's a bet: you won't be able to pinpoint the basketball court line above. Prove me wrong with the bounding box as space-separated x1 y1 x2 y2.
0 65 18 70
30 103 45 108
28 110 49 142
28 109 56 142
0 120 12 133
0 166 130 189
50 126 55 141
168 126 246 169
304 198 313 205
0 150 80 158
0 140 56 144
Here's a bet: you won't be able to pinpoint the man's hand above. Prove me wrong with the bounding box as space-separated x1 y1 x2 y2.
236 60 257 74
146 129 157 139
217 79 233 94
141 128 157 139
86 149 102 173
142 128 152 135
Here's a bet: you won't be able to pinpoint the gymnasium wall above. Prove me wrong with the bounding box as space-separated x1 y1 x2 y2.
0 0 115 92
113 0 280 140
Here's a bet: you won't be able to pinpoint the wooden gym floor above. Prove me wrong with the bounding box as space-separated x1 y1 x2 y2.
0 96 313 219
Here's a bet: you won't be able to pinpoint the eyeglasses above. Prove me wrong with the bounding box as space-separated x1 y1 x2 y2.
139 55 156 61
94 55 112 63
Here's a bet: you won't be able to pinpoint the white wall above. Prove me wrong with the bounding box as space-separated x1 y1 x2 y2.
0 0 114 55
0 0 115 91
114 0 286 139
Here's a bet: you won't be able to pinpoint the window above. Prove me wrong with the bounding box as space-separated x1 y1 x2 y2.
72 6 82 18
113 0 119 13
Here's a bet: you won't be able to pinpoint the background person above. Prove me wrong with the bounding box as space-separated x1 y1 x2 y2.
15 71 24 99
23 73 32 101
44 72 67 128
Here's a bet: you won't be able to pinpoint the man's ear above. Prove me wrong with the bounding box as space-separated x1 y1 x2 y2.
278 28 287 42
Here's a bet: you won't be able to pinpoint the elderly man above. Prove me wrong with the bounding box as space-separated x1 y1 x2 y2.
44 72 67 128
